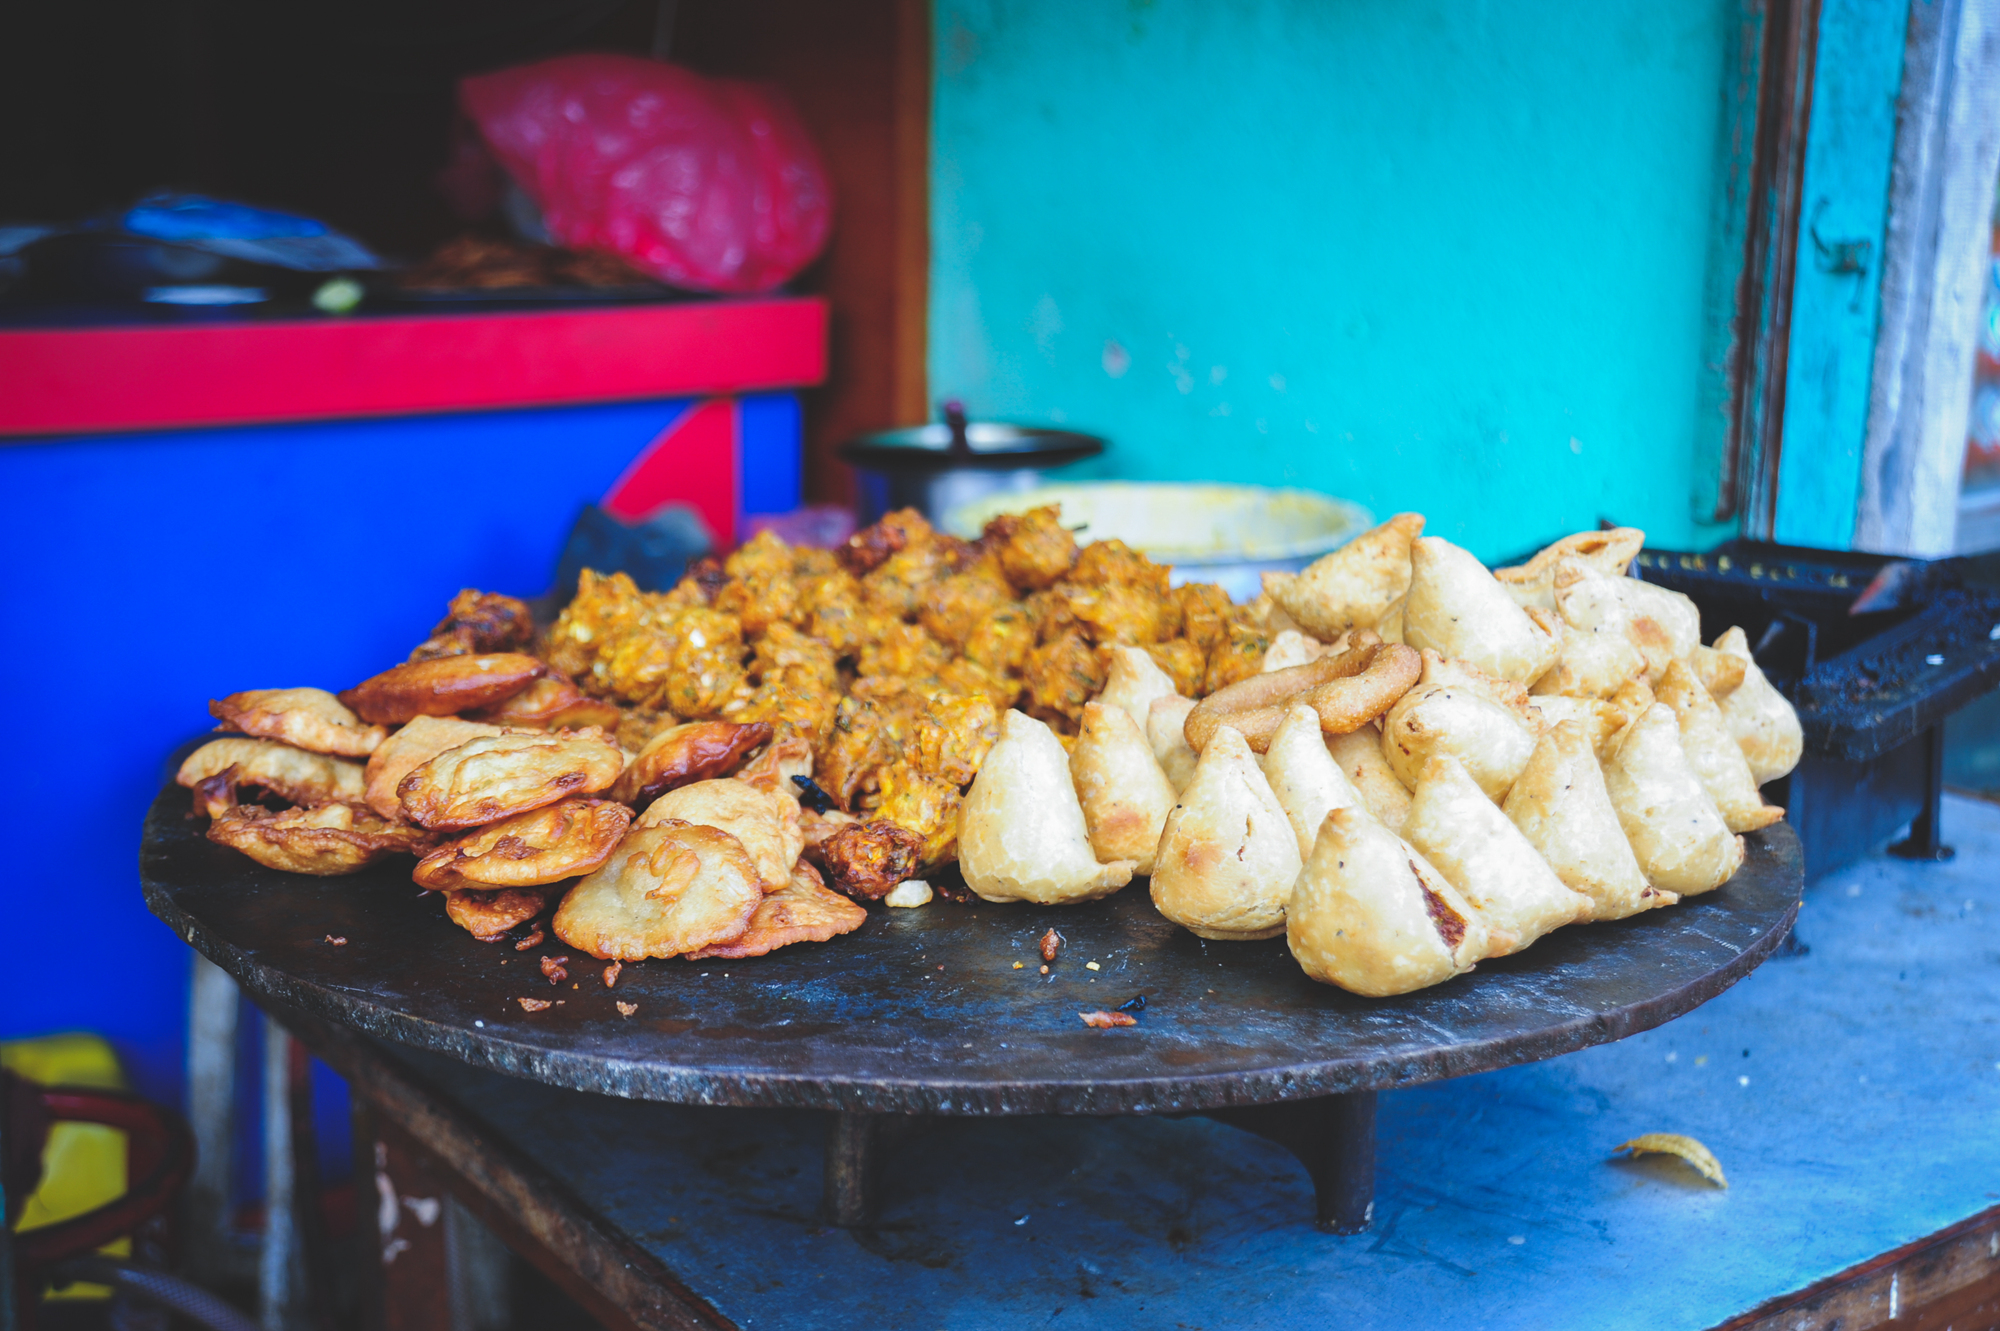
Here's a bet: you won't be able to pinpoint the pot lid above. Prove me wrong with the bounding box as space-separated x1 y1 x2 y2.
840 401 1106 473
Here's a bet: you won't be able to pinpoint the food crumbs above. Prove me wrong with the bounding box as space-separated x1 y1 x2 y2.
1039 964 1050 975
603 961 622 989
1085 961 1100 971
616 1001 637 1017
1039 929 1063 962
541 955 569 985
517 998 550 1012
1013 962 1024 970
1079 1010 1137 1029
515 926 545 951
324 935 347 946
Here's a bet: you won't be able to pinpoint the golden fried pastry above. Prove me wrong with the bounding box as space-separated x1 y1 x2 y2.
362 716 505 820
467 674 622 730
210 688 387 757
207 802 432 876
178 738 366 808
398 728 625 831
818 819 925 898
1287 806 1489 996
634 778 802 890
1261 629 1332 674
409 589 536 661
1151 726 1301 940
1259 704 1368 860
735 736 815 798
1530 560 1650 699
685 861 868 958
1712 626 1803 784
552 820 764 960
1146 695 1200 793
1493 528 1645 609
1402 537 1561 685
1611 579 1703 684
1403 754 1587 956
1325 723 1412 833
1602 704 1743 896
1525 695 1631 760
1098 646 1181 734
960 710 1136 904
1071 702 1176 874
982 505 1079 591
1655 660 1784 833
444 885 558 941
1502 720 1667 920
1185 636 1418 752
913 693 1003 788
1264 512 1425 638
188 767 240 820
1379 651 1543 799
613 721 773 807
1685 643 1748 699
413 798 632 891
341 653 547 725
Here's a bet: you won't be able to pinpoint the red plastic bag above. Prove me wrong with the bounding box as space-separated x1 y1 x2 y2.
460 55 833 294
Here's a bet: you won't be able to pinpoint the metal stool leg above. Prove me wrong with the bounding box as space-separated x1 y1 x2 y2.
1207 1090 1378 1234
1889 723 1956 862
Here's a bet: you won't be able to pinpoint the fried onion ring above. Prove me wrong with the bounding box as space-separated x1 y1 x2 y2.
210 688 387 757
443 885 558 940
611 721 773 807
207 802 434 876
398 727 625 830
413 797 633 891
1183 636 1419 753
466 674 622 731
339 653 547 726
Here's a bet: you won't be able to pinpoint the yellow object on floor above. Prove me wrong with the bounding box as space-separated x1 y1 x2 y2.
2 1032 131 1300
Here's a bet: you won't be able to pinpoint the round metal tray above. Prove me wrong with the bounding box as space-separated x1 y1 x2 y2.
142 779 1804 1116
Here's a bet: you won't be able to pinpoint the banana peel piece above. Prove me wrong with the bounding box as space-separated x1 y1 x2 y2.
1613 1133 1727 1188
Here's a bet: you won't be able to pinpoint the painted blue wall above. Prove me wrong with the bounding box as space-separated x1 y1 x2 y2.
930 0 1745 561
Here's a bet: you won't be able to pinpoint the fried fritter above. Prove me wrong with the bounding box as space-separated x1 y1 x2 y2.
634 778 802 890
1203 618 1271 695
409 590 536 661
600 606 747 717
838 507 930 576
726 679 840 749
612 706 676 754
179 738 366 809
1022 630 1107 732
919 554 1017 650
398 728 625 830
210 688 387 757
684 861 867 958
415 797 630 891
340 654 547 725
552 820 763 960
443 885 558 941
540 568 651 682
1143 639 1206 697
819 819 926 899
207 802 432 876
1176 582 1235 655
870 764 962 868
711 531 804 635
735 737 815 798
913 692 1002 788
856 620 950 679
613 720 772 807
982 505 1078 591
467 674 622 730
361 716 505 820
964 602 1036 679
817 695 895 809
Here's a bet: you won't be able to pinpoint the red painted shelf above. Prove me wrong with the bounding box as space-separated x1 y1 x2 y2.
0 298 827 437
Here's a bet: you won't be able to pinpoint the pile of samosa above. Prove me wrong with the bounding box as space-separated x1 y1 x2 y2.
957 516 1803 997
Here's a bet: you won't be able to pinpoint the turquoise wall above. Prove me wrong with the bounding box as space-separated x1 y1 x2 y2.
929 0 1742 562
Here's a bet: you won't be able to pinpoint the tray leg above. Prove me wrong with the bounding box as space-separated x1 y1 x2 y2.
1888 723 1955 862
1206 1090 1377 1234
824 1112 884 1228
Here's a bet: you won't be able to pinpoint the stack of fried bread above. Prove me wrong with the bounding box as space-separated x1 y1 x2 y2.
178 507 1801 992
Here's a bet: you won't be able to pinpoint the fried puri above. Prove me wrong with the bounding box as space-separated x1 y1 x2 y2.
684 861 867 959
466 674 621 730
552 820 764 960
412 798 632 891
613 721 773 807
340 653 547 725
444 885 558 941
210 688 387 757
408 589 536 660
818 819 926 898
179 737 366 808
633 778 801 889
362 716 505 819
207 802 433 875
398 728 624 830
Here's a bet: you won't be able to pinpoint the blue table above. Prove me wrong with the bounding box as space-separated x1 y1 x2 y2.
310 796 2000 1331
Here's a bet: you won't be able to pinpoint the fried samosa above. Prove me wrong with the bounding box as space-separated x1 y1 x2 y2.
1150 725 1301 940
959 709 1136 904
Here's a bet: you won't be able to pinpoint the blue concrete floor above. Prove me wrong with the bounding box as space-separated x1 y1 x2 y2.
395 795 2000 1330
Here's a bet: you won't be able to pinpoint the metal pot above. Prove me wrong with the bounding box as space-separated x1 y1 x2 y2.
840 402 1105 524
